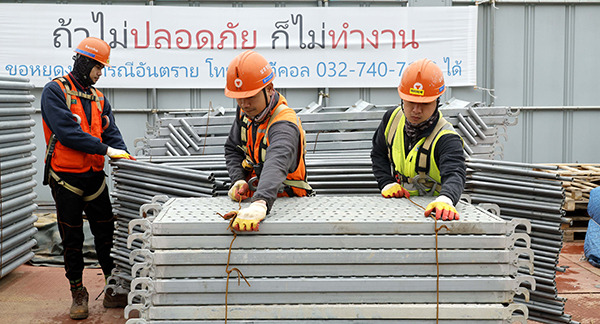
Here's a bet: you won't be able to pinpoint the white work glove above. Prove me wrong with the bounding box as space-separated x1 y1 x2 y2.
228 179 250 201
106 146 135 160
424 195 459 221
381 182 410 198
232 200 268 231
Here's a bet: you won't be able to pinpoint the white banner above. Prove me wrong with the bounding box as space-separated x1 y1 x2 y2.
0 4 477 89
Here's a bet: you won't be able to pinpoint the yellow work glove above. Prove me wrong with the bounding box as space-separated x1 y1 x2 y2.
228 179 250 202
232 200 268 231
381 182 410 198
106 146 135 160
424 195 459 221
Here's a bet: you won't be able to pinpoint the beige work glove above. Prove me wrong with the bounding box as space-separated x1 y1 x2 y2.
106 146 135 160
231 200 268 231
424 195 459 221
381 182 410 198
228 179 250 202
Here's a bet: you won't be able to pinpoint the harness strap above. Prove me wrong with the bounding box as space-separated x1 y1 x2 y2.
49 169 106 201
283 179 313 191
416 117 448 174
260 105 286 162
385 108 403 162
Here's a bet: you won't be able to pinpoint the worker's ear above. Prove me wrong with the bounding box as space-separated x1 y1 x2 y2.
265 83 274 93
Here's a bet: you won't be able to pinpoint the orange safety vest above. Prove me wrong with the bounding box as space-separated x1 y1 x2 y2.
240 94 312 197
43 75 105 174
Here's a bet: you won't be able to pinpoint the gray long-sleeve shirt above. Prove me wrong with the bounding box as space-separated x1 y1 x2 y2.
224 94 300 212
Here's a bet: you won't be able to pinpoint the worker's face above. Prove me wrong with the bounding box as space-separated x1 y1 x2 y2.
403 99 437 125
88 64 104 85
237 84 273 119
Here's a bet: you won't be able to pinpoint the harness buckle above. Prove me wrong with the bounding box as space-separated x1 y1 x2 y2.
409 173 440 196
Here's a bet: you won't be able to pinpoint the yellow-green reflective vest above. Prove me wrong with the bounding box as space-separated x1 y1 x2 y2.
384 107 461 196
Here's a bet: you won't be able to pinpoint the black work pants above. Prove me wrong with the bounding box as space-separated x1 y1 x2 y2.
49 171 115 282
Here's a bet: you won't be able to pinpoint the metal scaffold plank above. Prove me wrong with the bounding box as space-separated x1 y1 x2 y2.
137 276 524 294
147 248 525 265
131 303 527 321
146 196 528 236
146 233 528 249
151 263 522 278
149 290 517 305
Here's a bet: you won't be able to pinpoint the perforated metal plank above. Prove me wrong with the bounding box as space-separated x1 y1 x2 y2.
146 196 527 235
151 263 522 278
134 276 524 294
149 290 517 305
145 248 526 265
146 233 527 250
127 303 527 321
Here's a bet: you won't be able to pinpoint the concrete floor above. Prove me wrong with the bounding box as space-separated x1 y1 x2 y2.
549 242 600 324
0 266 128 324
0 242 599 323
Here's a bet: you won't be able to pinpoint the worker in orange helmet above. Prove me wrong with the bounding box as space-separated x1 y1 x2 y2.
223 50 313 231
40 37 134 319
370 58 466 221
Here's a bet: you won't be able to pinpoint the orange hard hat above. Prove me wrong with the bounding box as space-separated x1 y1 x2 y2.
398 58 445 103
225 50 274 99
74 37 111 67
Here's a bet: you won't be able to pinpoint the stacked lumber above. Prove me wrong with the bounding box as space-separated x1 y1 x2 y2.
537 164 600 241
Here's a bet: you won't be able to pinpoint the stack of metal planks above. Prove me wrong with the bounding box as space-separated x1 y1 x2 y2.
0 75 38 278
122 196 533 323
134 99 517 161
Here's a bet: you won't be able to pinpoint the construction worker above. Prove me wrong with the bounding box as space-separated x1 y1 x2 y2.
41 37 134 319
223 50 312 231
370 58 466 221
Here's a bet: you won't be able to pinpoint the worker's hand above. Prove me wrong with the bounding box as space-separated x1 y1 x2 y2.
381 182 410 198
232 200 267 232
424 195 459 221
228 179 250 202
106 146 135 160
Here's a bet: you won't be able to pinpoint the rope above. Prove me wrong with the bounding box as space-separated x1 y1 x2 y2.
217 199 250 324
312 131 323 153
406 196 448 324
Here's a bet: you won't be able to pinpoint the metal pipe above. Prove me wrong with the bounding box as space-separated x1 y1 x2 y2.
111 159 214 182
467 158 559 170
466 162 570 180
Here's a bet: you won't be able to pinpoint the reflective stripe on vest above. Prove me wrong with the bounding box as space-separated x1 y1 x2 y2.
384 107 460 196
239 95 312 195
42 75 105 173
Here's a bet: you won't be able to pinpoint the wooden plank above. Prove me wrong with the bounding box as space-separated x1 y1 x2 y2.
563 227 588 242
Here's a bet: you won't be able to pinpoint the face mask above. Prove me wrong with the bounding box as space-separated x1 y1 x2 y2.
71 54 98 88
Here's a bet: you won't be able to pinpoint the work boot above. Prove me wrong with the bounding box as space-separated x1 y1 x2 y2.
70 287 89 320
103 286 128 308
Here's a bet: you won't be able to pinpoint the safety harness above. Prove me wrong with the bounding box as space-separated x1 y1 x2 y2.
238 104 313 196
43 77 106 202
385 108 453 196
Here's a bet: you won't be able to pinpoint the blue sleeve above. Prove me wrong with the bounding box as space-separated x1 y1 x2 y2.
100 99 128 152
40 81 108 155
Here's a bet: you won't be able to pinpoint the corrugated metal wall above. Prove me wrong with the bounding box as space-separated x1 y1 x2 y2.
2 0 598 202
